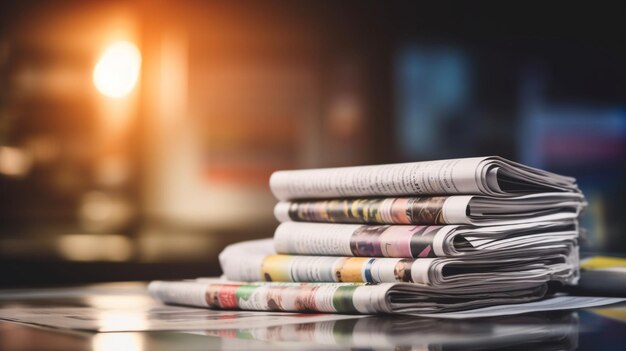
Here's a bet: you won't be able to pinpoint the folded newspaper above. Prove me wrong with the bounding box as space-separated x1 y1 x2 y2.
274 193 585 226
148 280 550 314
270 156 580 200
219 239 578 289
148 280 625 317
273 221 579 258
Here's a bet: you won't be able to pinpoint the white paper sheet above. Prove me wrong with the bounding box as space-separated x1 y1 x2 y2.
0 304 363 332
419 295 626 319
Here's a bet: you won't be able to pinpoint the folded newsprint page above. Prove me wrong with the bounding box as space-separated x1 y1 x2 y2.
273 221 579 258
148 280 625 317
269 156 580 200
149 280 548 315
219 239 578 289
274 193 586 226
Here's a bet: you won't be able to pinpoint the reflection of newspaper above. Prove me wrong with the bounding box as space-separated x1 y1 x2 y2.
219 239 578 289
201 313 580 350
274 193 585 225
270 156 579 200
148 280 549 315
274 221 579 258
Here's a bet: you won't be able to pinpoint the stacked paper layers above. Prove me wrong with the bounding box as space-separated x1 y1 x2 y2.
150 156 586 314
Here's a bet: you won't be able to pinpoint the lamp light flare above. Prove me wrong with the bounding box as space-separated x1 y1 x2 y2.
93 41 141 98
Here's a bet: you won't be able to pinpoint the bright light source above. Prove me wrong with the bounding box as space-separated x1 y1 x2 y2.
93 41 141 98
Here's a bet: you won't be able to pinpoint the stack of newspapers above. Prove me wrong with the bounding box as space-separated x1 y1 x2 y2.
150 156 586 315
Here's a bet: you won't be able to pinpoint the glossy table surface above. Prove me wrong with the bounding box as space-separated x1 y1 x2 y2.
1 282 625 351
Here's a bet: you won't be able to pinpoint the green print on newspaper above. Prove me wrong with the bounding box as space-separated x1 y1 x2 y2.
332 286 360 313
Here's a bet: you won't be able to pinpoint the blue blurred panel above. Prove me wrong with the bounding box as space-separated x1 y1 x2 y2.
520 106 626 169
394 46 470 159
519 75 626 252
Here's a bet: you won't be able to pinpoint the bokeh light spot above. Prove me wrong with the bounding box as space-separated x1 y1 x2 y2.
93 41 141 98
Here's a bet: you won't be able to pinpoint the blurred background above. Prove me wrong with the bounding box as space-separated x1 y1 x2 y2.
0 1 624 287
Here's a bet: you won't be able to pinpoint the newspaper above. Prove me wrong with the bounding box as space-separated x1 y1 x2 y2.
147 157 594 319
219 239 578 289
148 280 626 316
269 156 579 200
273 221 579 258
274 193 585 226
148 280 549 315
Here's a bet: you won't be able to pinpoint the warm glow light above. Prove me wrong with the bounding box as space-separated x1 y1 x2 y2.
56 234 132 262
93 41 141 98
93 332 144 351
0 146 32 177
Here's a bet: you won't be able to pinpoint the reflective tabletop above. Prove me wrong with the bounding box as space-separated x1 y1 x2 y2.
1 282 625 351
